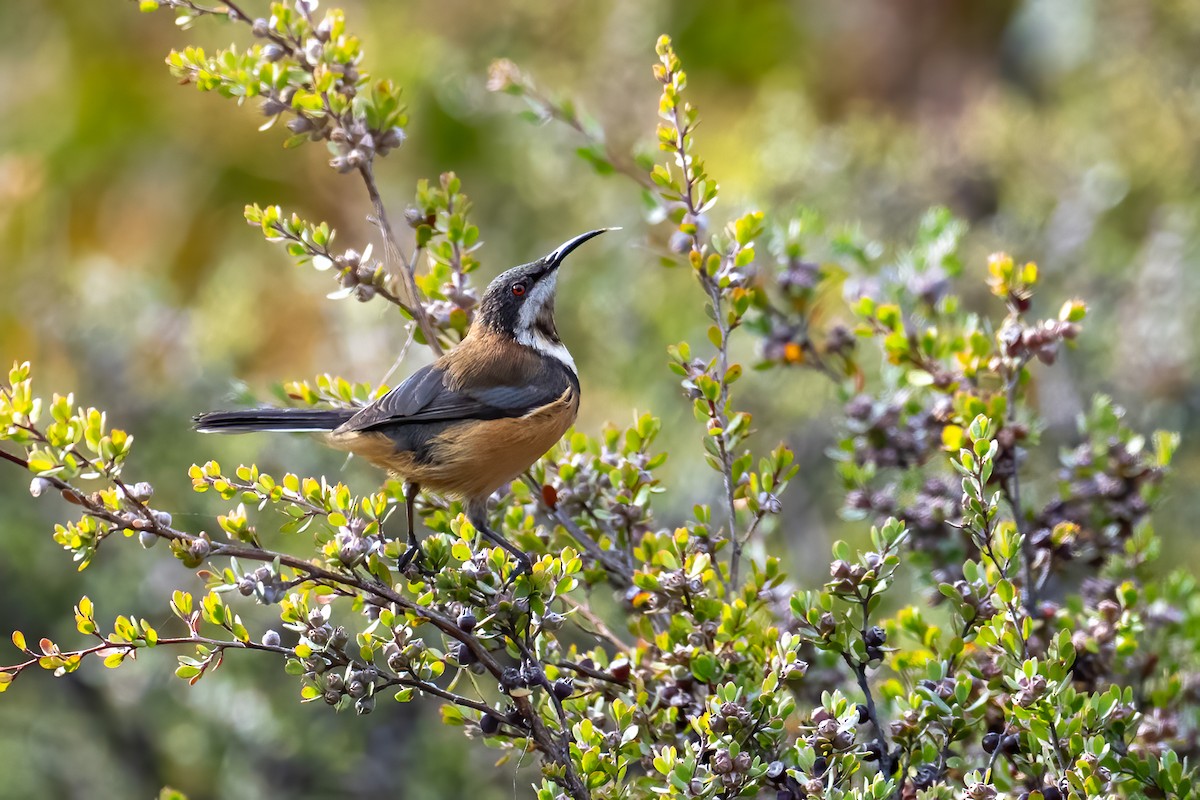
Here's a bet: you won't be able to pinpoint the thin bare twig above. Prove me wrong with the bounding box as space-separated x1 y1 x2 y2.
1002 356 1038 616
546 504 633 589
554 659 627 686
1 634 291 679
376 322 418 388
559 595 630 650
0 448 29 469
359 162 443 356
509 631 590 800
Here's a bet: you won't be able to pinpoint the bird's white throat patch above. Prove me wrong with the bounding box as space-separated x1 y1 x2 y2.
517 329 576 373
515 273 576 373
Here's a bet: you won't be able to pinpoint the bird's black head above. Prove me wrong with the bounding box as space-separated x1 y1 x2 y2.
474 229 613 361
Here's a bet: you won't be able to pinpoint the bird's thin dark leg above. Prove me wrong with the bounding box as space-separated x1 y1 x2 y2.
467 500 532 582
397 482 421 571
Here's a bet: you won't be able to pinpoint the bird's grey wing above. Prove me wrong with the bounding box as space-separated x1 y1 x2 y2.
339 362 567 432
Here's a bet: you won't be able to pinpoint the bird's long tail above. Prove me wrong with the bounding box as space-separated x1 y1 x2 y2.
193 407 356 434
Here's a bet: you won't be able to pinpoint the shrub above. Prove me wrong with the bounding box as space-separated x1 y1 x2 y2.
1 3 1196 798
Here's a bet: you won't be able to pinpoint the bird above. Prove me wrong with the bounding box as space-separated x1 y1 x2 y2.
193 228 613 578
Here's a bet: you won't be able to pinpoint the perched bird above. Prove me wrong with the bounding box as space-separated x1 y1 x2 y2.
194 229 613 576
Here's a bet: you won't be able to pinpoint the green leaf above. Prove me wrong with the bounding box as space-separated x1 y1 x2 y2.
175 664 202 680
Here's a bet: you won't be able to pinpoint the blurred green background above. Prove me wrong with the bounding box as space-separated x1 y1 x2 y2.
2 0 1198 797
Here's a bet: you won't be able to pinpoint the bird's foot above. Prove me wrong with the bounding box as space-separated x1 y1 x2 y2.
397 543 419 572
501 553 533 589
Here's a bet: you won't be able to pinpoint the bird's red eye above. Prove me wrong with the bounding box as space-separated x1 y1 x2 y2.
511 282 526 297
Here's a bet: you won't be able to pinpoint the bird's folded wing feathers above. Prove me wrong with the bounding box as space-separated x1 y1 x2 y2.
338 363 566 432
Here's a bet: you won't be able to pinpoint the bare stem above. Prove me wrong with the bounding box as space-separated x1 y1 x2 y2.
843 652 893 775
554 659 627 686
531 477 633 589
508 632 590 800
381 675 499 720
558 596 630 650
850 590 895 780
358 162 444 356
2 634 292 678
1002 357 1038 616
0 448 29 469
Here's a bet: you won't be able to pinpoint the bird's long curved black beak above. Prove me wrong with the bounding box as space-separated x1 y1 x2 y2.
545 228 618 269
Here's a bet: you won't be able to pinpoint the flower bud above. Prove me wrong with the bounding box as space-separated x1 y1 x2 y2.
287 116 315 134
188 537 211 561
330 626 349 649
378 126 405 153
453 642 477 666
